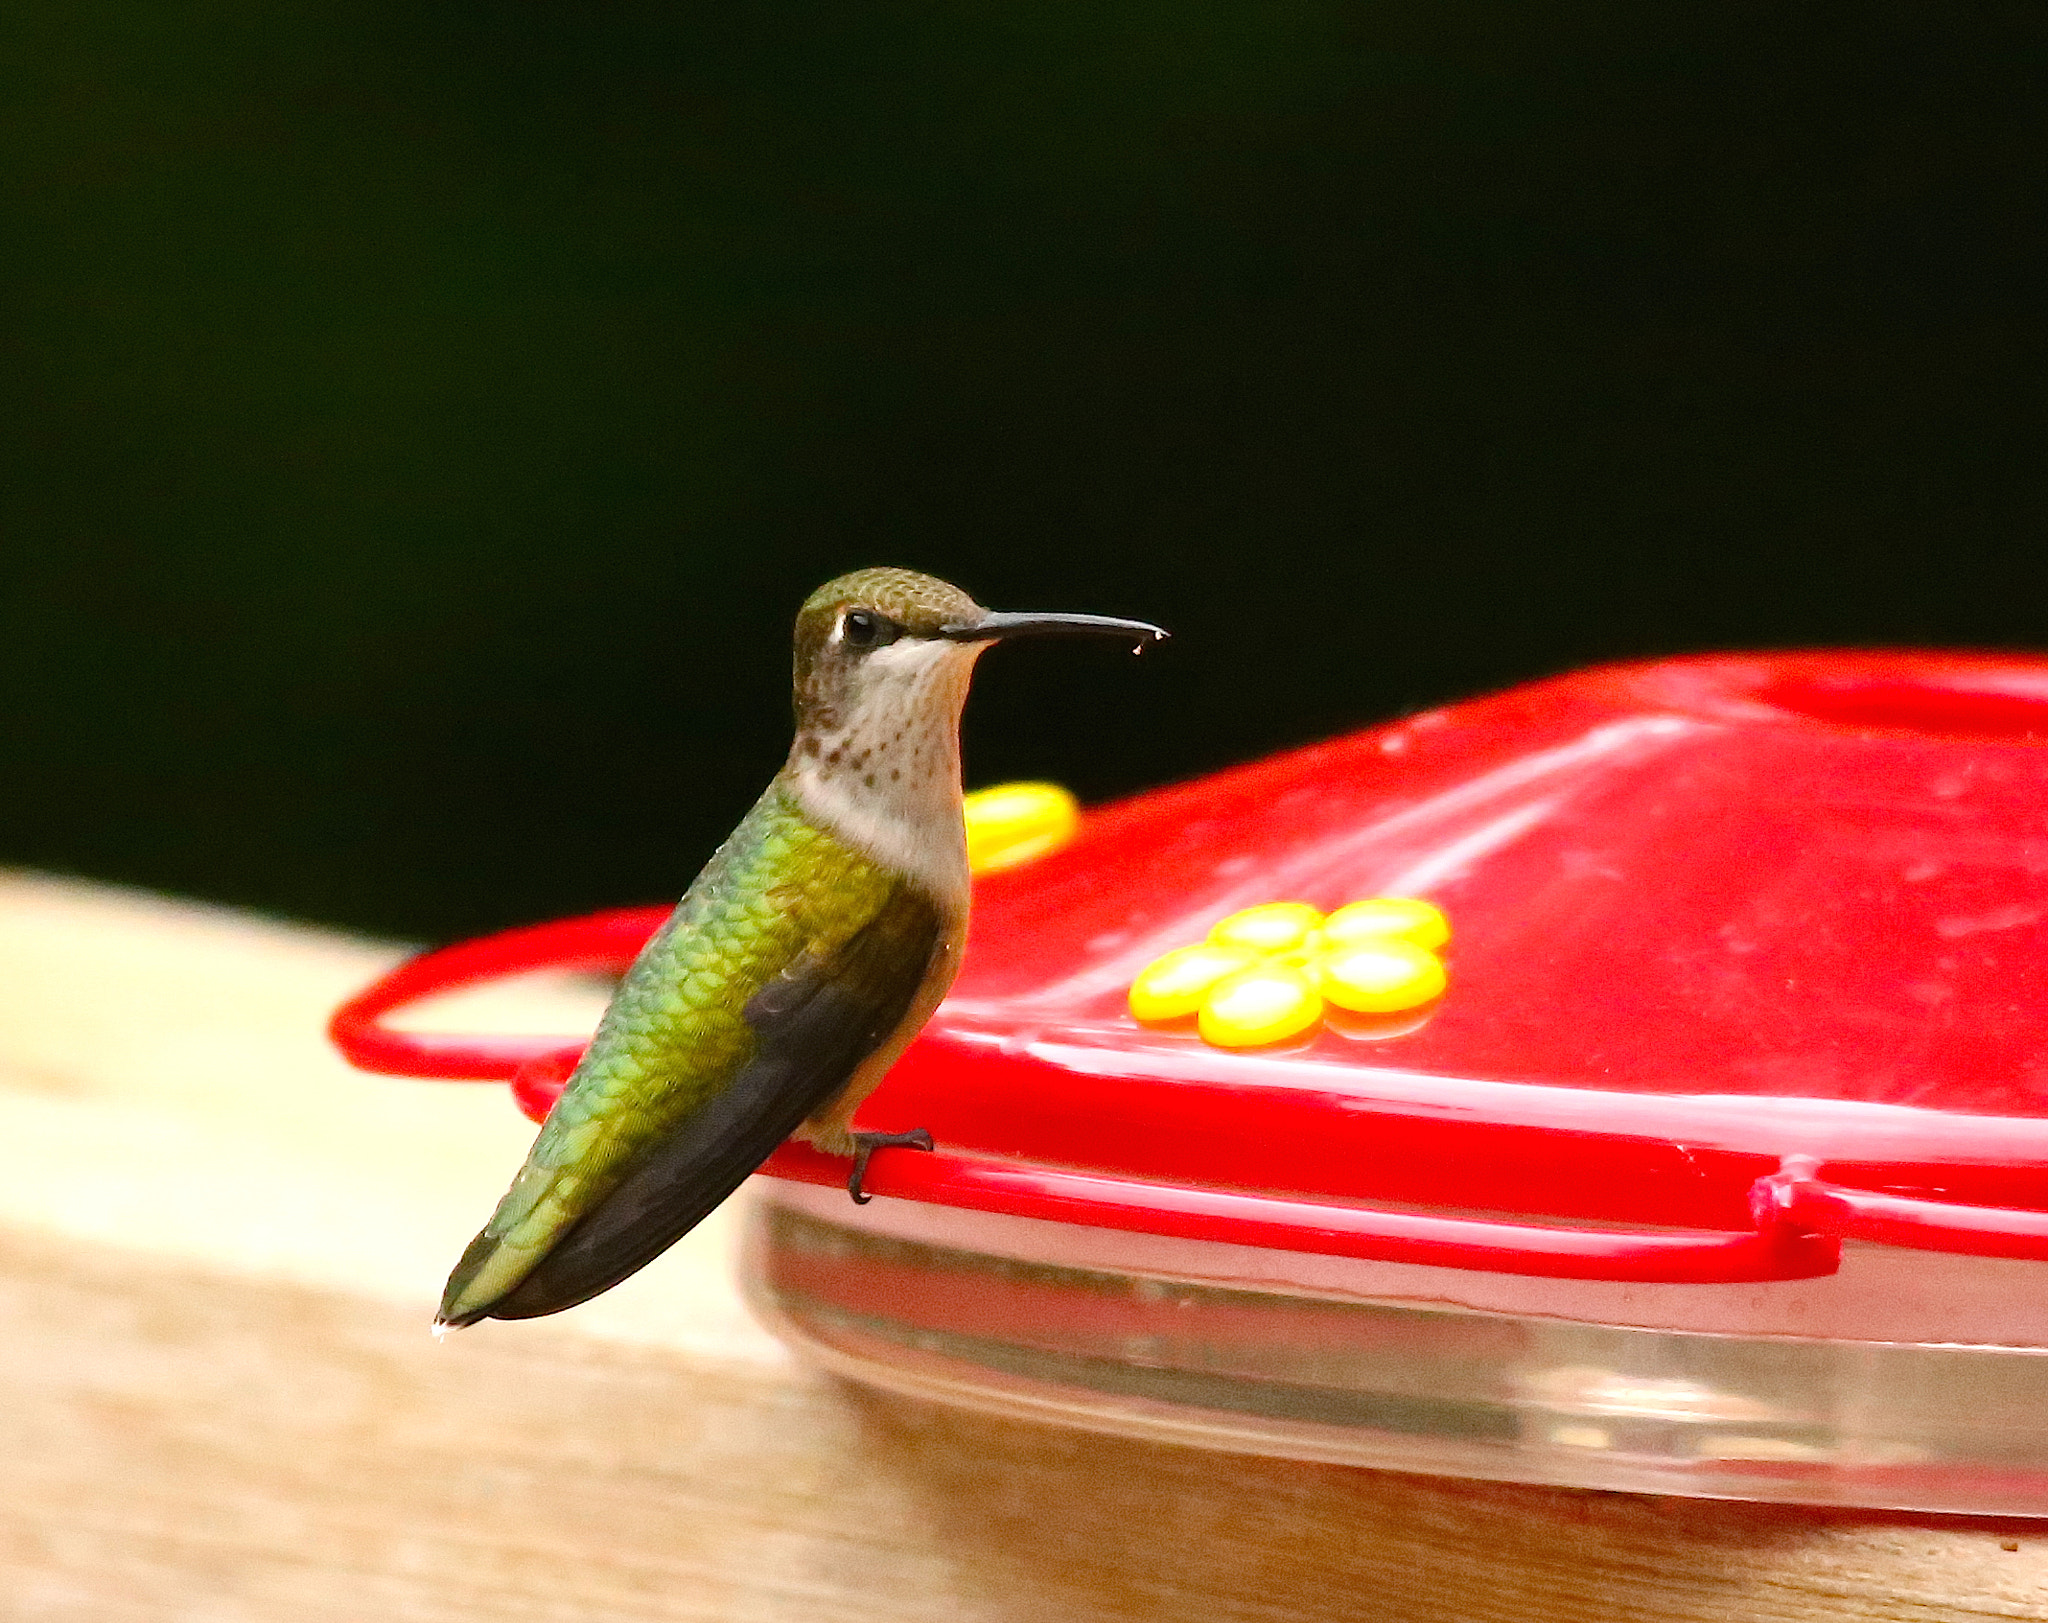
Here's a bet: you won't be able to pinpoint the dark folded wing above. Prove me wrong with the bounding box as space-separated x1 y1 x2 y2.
478 882 942 1322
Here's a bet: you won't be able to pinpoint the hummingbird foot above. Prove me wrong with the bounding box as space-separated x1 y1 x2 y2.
846 1129 935 1204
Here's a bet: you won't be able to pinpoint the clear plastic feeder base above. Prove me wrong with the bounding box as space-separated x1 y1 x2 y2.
747 1185 2048 1517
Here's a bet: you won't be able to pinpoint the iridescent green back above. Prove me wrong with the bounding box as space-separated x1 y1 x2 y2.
439 783 905 1321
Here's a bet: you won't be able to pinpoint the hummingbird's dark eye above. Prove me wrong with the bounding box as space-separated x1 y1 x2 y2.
840 609 899 650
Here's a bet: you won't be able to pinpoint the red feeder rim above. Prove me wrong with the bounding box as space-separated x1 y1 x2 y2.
331 650 2048 1285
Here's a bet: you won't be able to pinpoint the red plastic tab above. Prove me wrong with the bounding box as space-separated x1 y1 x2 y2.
1760 1158 2048 1264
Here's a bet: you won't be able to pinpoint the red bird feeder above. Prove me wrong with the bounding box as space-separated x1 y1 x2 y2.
333 651 2048 1514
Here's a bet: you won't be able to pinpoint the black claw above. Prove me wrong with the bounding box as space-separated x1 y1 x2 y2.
847 1128 935 1204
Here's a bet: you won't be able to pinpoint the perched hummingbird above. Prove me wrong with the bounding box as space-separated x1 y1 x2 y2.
437 567 1166 1328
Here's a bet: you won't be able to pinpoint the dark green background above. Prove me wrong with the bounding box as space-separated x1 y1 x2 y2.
5 2 2045 938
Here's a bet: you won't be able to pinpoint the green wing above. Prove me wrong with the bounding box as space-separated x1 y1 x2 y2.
438 786 940 1326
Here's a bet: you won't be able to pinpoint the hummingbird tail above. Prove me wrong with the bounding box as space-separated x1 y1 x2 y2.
435 1229 518 1329
435 1024 859 1325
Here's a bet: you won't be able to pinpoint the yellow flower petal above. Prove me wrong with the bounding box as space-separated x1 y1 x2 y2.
1198 964 1324 1048
1321 897 1451 951
964 781 1080 874
1316 940 1447 1013
1129 944 1265 1022
1208 902 1325 954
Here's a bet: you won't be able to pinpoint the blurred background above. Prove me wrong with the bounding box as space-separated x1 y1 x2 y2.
4 1 2044 940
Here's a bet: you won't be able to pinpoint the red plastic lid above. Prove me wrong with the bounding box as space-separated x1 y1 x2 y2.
332 651 2048 1286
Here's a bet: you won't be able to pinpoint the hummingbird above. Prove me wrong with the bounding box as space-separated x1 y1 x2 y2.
436 567 1166 1328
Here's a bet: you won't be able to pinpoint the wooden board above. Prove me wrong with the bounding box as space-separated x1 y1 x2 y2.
0 871 2043 1621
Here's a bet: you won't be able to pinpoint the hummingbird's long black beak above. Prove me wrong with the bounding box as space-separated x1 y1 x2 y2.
940 610 1168 646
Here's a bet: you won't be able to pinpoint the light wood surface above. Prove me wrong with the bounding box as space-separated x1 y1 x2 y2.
0 870 2043 1621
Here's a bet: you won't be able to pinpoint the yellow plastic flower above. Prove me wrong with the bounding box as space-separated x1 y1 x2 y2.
1129 899 1450 1048
963 781 1081 874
